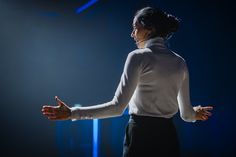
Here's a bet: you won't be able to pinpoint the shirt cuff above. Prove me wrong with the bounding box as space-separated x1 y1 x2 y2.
70 107 93 121
70 107 79 121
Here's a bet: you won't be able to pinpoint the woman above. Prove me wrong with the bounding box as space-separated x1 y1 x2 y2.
42 7 213 157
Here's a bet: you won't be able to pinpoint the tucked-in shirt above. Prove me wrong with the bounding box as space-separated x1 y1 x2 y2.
71 37 196 122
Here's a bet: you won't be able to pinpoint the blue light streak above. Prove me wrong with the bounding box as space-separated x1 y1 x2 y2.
76 0 99 14
93 119 99 157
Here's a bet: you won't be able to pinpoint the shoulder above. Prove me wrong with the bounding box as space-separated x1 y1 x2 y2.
130 48 152 55
170 51 188 67
171 51 186 62
168 51 189 74
128 48 152 59
124 48 151 67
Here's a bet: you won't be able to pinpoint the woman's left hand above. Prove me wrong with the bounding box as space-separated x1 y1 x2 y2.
193 105 213 121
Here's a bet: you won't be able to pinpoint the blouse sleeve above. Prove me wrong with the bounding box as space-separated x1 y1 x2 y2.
70 51 141 121
177 63 196 122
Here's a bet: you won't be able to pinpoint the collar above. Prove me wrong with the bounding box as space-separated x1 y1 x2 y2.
144 37 165 48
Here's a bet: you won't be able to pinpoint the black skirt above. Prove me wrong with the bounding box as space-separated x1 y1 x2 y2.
123 114 180 157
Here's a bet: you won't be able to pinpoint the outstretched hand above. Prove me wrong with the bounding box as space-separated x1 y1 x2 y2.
193 105 213 121
42 96 71 121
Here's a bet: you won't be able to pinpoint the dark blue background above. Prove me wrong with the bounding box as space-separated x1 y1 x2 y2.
0 0 235 156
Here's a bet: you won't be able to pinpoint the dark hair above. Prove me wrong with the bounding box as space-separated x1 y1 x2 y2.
135 7 180 39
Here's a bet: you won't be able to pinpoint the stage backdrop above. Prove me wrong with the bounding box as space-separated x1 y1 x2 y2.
0 0 235 157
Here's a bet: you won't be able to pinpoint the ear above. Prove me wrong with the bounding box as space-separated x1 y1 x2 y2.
145 29 152 38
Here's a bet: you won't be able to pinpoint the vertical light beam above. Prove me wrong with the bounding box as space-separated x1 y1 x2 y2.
93 119 99 157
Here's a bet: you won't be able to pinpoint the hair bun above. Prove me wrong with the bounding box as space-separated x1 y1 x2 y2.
135 7 180 38
166 14 180 33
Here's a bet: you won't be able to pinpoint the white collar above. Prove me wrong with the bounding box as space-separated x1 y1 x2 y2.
144 37 165 48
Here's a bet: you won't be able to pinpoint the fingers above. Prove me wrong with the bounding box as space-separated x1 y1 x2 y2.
198 109 212 116
42 105 59 117
42 105 58 110
48 116 65 121
195 105 213 111
42 96 70 121
202 106 213 110
42 105 63 114
201 115 208 121
43 113 68 121
196 113 209 121
42 109 61 120
45 114 59 120
43 112 55 117
200 106 213 117
199 112 211 121
55 96 65 106
195 105 214 121
42 105 58 113
203 110 212 116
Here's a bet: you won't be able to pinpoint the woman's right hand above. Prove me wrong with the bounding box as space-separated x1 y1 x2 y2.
193 105 213 121
42 96 72 121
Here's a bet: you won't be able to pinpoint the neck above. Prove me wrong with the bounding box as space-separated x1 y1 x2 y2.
136 39 147 48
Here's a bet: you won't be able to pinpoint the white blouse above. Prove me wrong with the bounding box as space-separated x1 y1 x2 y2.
70 37 196 122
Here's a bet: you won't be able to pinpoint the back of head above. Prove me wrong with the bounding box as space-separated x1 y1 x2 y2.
135 7 180 39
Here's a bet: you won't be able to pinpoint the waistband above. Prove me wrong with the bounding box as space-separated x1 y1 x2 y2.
129 114 173 124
